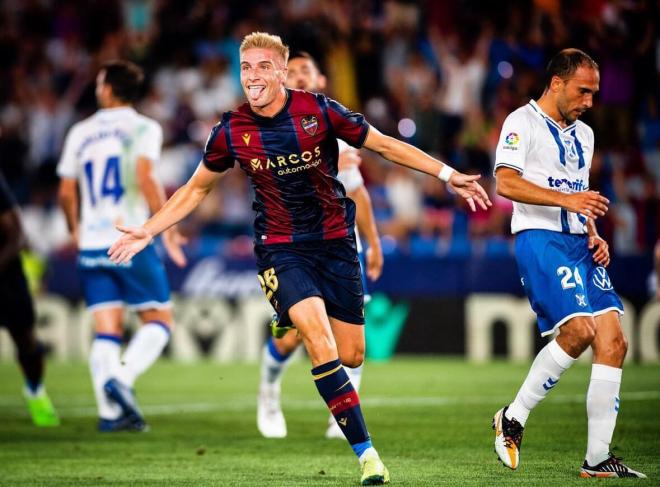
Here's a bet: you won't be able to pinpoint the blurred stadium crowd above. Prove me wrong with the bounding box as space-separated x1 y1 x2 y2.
0 0 658 262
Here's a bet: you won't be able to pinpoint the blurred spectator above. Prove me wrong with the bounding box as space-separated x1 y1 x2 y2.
0 0 656 260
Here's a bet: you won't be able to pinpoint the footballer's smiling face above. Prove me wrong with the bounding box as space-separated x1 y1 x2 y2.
285 57 326 92
555 66 600 125
240 48 287 115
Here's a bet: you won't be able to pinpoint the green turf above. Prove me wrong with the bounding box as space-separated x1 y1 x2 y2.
0 358 658 486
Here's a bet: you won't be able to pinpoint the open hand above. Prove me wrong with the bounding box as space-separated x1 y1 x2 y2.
448 173 492 212
108 225 153 264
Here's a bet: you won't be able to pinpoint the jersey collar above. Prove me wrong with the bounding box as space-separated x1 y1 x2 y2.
528 99 576 132
248 89 292 123
96 106 136 120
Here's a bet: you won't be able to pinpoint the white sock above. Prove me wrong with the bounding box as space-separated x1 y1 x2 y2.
116 322 170 387
260 338 293 390
506 339 576 426
358 446 379 465
345 364 363 392
585 364 622 466
89 336 122 419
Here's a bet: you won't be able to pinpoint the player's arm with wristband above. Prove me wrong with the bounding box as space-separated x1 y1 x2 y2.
109 162 224 264
362 126 491 212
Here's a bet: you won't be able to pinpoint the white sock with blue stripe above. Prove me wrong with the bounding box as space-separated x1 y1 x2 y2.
90 335 122 419
585 364 622 466
260 337 293 388
506 339 576 426
116 322 170 387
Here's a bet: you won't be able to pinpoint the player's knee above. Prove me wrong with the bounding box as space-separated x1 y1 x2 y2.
579 322 597 347
339 348 364 368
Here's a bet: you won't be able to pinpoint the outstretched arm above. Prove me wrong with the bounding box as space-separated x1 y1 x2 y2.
136 156 187 267
109 162 223 264
362 126 492 211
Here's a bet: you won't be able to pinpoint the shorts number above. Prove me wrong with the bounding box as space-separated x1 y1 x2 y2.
556 266 583 289
257 267 279 299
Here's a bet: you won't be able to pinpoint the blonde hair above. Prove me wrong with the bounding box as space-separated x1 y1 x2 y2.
240 32 289 65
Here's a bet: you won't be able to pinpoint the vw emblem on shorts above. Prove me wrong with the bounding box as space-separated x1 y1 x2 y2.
592 266 613 291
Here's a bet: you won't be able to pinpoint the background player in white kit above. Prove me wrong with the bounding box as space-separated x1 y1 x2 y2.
57 60 186 432
257 51 384 440
492 49 646 478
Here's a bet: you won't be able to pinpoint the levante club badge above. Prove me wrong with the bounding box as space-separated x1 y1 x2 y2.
301 115 318 136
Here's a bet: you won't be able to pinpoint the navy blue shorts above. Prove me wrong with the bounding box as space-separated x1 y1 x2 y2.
0 258 35 332
254 236 365 325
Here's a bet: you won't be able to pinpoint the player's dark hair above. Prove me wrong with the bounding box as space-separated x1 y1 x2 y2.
288 50 321 72
100 60 144 103
544 49 598 89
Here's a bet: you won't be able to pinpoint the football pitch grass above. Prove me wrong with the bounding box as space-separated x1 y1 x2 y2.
1 358 658 486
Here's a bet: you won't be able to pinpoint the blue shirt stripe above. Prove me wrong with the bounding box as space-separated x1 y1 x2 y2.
570 129 585 169
545 121 566 166
560 209 570 233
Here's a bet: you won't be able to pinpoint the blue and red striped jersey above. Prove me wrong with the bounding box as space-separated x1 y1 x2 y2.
203 89 370 245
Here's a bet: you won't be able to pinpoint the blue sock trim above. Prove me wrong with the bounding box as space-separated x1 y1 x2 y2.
146 320 171 335
352 439 373 458
95 333 121 344
311 358 342 376
267 337 291 363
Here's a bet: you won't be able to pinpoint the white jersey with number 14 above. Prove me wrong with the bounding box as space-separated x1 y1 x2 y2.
57 107 162 250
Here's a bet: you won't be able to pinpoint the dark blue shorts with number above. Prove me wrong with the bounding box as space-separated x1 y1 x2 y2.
254 236 365 326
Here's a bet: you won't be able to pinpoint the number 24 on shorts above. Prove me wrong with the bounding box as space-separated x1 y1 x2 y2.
258 267 279 299
556 265 583 290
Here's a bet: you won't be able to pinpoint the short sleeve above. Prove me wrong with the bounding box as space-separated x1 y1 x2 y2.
321 95 370 148
494 111 529 175
203 121 234 173
134 120 163 162
56 126 79 178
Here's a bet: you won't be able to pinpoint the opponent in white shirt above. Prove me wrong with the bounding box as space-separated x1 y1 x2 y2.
256 51 384 440
495 99 594 235
57 61 185 433
491 49 645 478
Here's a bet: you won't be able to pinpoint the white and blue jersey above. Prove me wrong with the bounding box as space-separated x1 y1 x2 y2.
57 107 170 310
495 100 623 336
